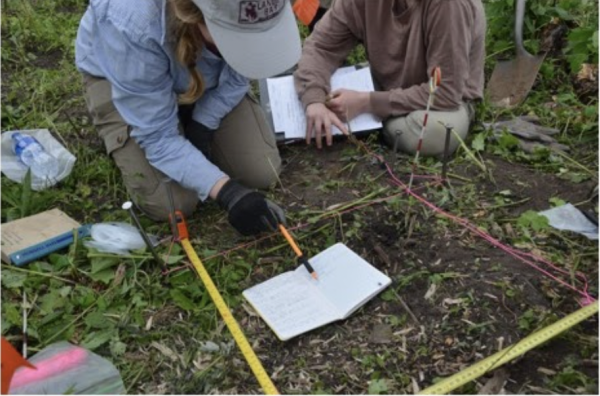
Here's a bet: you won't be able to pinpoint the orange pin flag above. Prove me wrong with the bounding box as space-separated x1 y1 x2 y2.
293 0 320 26
1 337 35 394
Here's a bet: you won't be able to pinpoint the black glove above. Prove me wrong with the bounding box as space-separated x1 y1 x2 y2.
185 120 215 161
216 180 286 236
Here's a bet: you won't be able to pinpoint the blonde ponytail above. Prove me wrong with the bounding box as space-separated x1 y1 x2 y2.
168 0 205 104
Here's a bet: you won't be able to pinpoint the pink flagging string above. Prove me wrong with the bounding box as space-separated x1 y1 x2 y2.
165 137 594 306
10 347 88 390
371 147 594 306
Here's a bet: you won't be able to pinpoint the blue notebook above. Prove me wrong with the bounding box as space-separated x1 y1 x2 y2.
1 209 90 266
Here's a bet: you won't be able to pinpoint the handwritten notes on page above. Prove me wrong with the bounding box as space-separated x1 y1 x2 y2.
266 67 382 140
243 243 392 341
243 272 340 341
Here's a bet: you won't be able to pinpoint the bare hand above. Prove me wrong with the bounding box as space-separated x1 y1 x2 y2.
305 103 348 149
326 89 370 121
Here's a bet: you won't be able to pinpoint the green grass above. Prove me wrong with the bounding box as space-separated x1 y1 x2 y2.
1 0 598 394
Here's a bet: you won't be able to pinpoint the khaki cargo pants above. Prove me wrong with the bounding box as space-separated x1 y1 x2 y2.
382 102 475 157
82 74 281 220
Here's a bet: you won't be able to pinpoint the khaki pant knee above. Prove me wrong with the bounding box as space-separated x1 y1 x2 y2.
382 103 473 157
133 181 198 222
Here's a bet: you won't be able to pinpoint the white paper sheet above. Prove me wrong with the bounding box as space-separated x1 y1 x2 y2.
266 67 382 140
294 243 392 317
243 272 340 341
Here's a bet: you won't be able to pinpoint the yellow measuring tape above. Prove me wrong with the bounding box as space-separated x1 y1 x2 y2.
419 301 598 395
181 239 279 395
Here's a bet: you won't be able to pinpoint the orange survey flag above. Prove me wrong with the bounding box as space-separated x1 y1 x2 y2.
1 337 35 394
293 0 319 26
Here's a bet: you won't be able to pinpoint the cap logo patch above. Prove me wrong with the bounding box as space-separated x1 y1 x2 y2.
239 0 282 24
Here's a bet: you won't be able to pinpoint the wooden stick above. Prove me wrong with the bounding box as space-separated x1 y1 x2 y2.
393 289 421 325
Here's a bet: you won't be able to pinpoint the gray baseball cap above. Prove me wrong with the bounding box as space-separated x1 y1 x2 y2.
192 0 301 79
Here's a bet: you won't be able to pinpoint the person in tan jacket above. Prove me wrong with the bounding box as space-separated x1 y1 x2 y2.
294 0 486 155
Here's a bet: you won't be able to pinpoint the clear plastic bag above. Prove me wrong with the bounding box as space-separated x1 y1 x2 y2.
84 222 158 255
9 341 125 394
1 129 76 191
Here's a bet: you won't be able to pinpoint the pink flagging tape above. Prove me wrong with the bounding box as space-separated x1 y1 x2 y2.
10 347 88 389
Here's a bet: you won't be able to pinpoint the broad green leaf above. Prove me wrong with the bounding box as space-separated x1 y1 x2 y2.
84 311 112 329
170 289 195 311
553 7 572 20
498 131 520 149
166 254 185 265
549 197 566 207
380 289 395 302
90 256 120 273
1 315 14 334
2 303 21 326
110 339 127 356
584 105 598 118
40 290 67 314
74 286 96 308
81 328 114 350
471 133 485 152
368 379 388 395
517 210 550 232
39 311 64 326
59 286 73 297
39 317 76 342
492 39 510 53
131 293 148 308
567 53 588 73
1 270 27 289
89 269 116 284
49 254 71 270
568 27 595 44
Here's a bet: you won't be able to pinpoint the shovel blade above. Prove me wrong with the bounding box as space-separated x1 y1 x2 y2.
486 53 546 108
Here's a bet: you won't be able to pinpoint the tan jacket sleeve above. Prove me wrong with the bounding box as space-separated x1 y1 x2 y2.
293 0 359 108
370 0 474 118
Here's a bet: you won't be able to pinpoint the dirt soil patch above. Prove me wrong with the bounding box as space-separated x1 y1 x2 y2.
218 140 598 394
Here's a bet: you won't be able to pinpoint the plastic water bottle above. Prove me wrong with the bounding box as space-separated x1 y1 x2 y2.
11 132 60 179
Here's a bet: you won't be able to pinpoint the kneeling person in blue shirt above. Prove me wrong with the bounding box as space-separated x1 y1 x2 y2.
75 0 301 235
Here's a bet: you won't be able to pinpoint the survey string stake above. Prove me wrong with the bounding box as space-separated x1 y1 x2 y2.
407 67 442 191
162 178 188 240
441 123 453 184
278 224 318 280
122 201 165 271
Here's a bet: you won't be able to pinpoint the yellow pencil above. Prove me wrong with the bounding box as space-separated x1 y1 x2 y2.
278 224 318 280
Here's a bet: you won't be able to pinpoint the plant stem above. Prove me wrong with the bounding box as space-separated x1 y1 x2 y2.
452 129 488 174
486 197 531 210
87 253 150 260
1 264 77 285
126 366 146 394
553 150 597 178
486 45 515 60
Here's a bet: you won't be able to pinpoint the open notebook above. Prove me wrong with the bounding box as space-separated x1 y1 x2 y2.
265 67 382 140
243 243 391 341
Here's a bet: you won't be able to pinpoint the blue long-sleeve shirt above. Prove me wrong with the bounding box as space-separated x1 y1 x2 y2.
75 0 250 200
